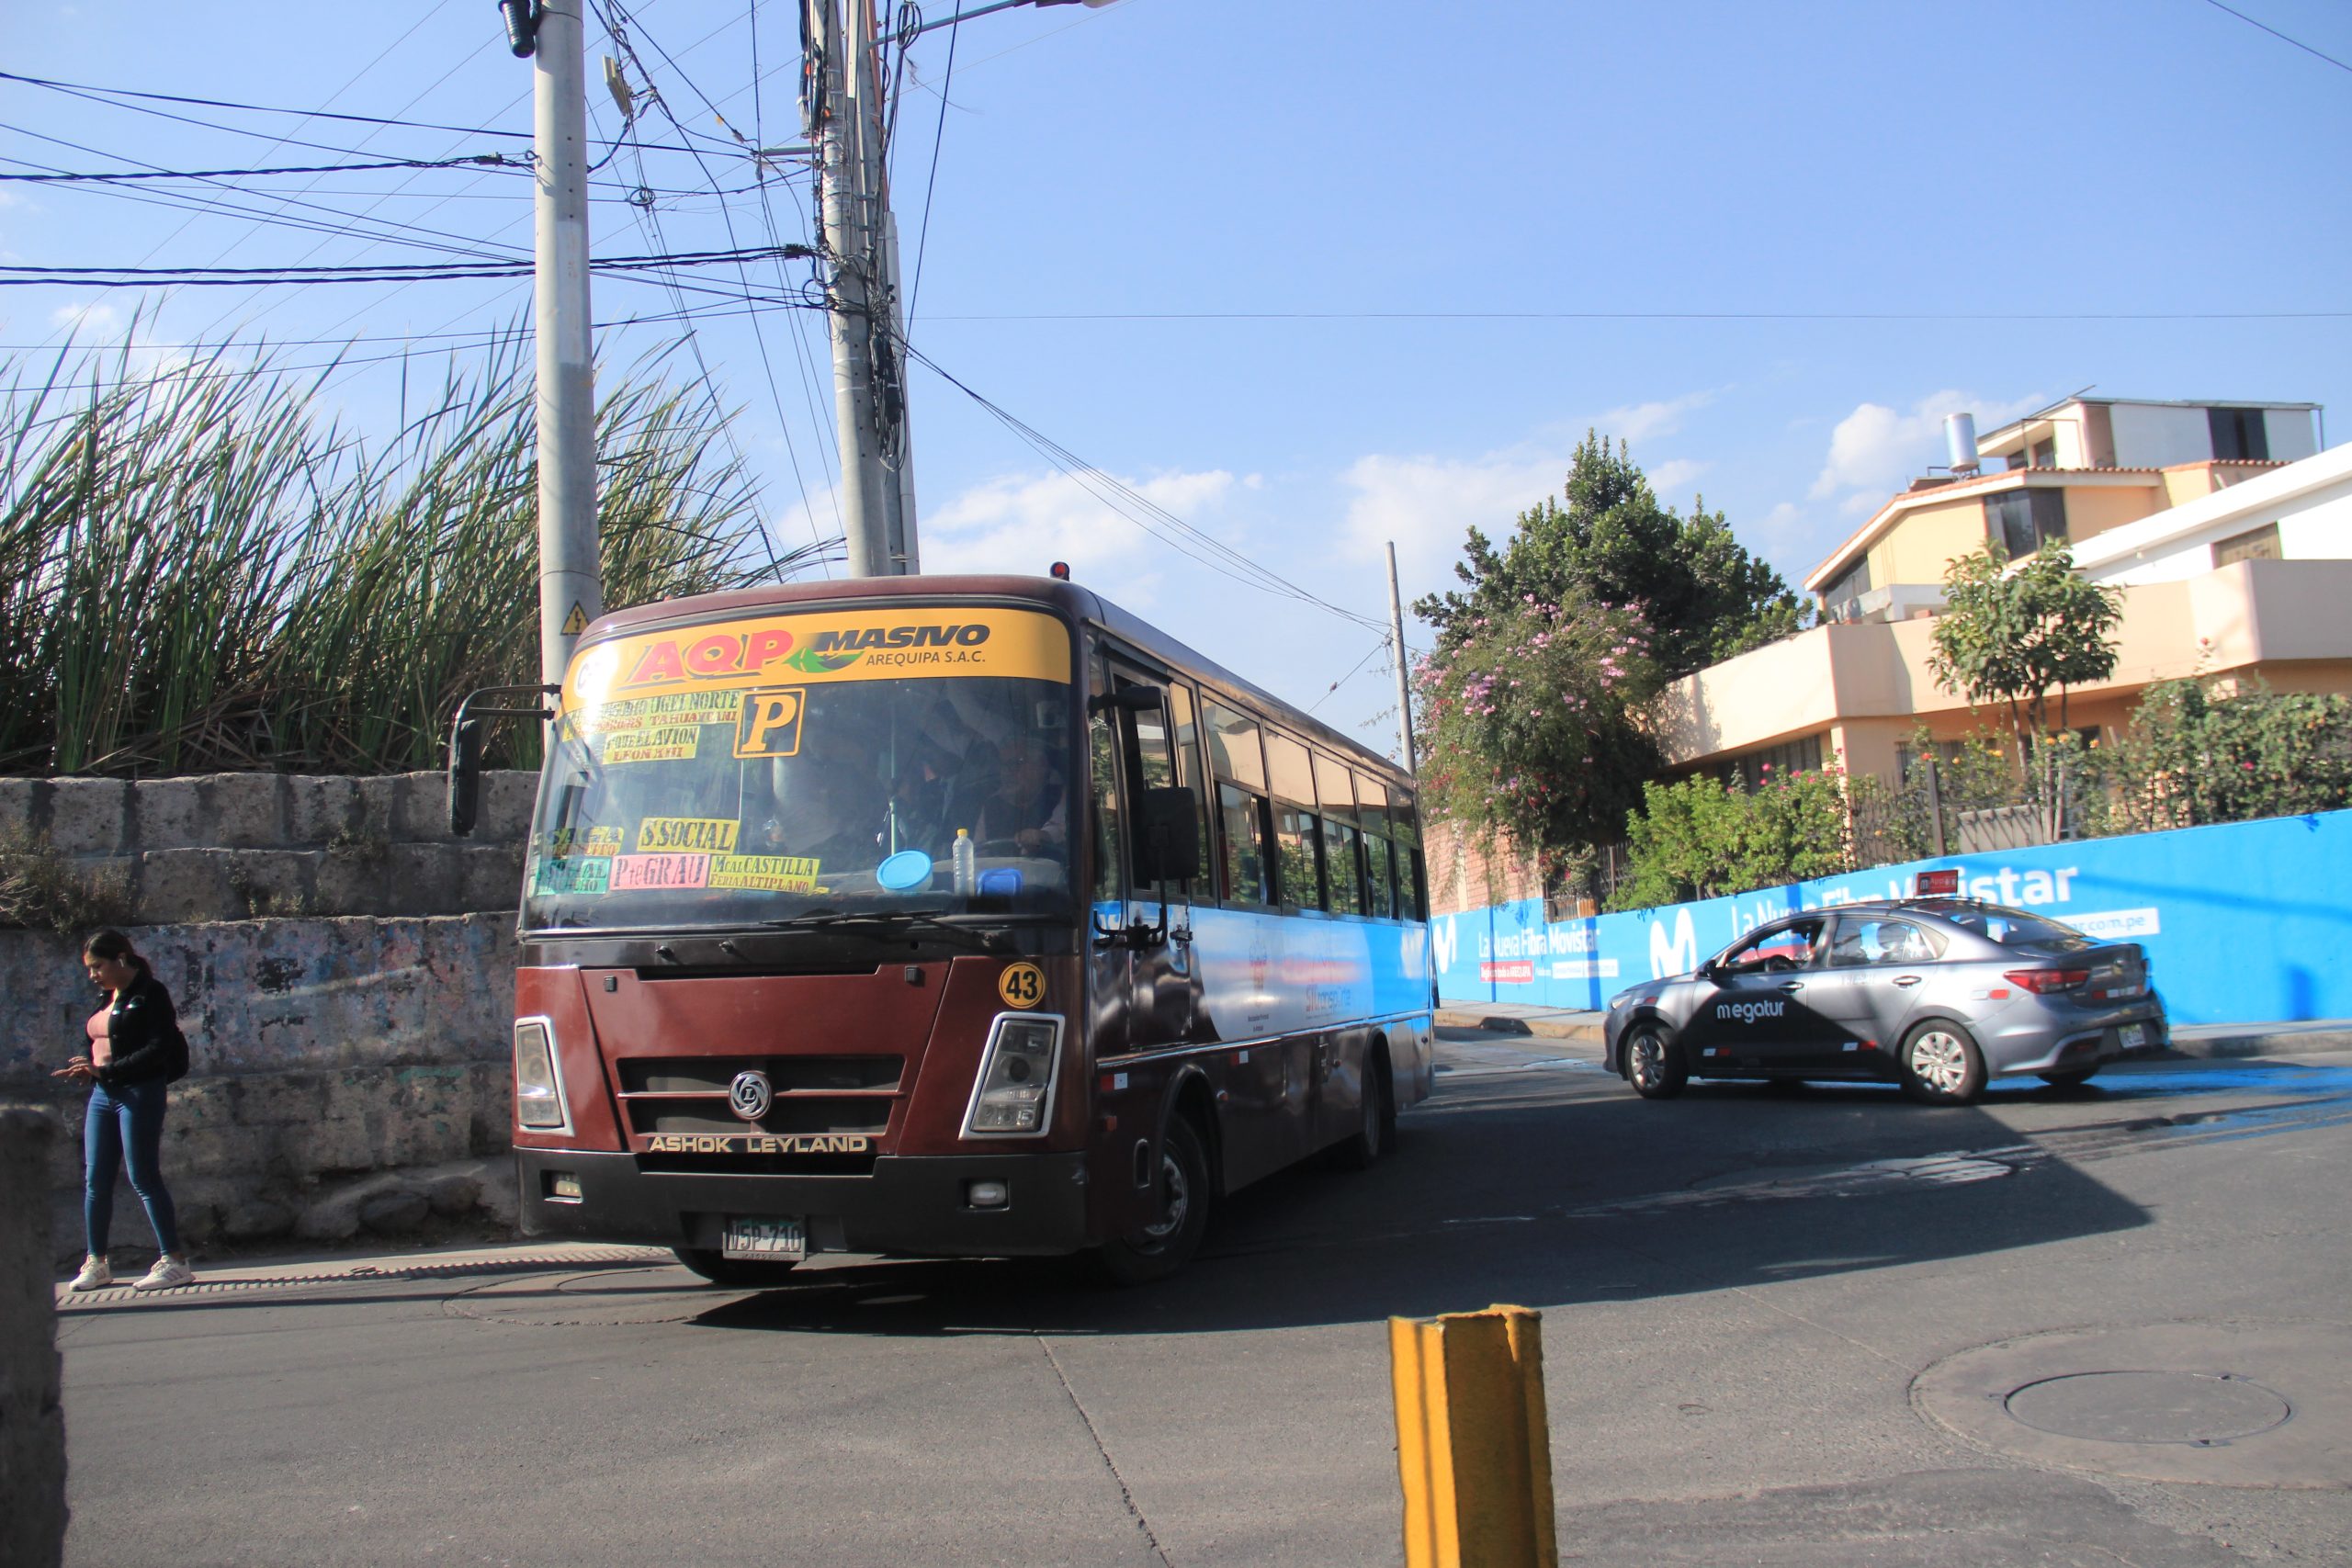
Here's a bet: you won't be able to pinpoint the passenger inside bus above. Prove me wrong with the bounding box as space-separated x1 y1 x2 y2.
973 734 1066 859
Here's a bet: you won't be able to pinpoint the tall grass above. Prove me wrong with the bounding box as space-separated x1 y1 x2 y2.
0 331 831 775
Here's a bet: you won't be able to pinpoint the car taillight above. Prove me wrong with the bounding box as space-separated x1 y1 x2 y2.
2004 968 2089 995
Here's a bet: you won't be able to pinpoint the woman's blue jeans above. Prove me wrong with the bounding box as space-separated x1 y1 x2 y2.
85 1079 180 1257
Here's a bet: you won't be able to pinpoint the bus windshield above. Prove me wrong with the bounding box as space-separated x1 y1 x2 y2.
523 605 1076 932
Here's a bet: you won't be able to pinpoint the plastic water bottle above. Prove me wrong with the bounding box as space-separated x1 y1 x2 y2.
952 828 978 896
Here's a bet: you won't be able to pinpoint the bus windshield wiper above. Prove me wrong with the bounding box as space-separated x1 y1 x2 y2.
760 908 1003 950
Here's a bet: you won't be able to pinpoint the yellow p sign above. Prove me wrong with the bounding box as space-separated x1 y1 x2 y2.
734 687 807 757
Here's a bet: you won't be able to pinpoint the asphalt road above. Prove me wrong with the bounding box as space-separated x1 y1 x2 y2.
55 1035 2352 1566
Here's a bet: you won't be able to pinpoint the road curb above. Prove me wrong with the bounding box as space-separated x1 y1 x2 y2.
1433 1008 1604 1044
2153 1029 2352 1061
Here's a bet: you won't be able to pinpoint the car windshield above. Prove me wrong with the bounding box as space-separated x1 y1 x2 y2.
1933 903 2095 950
523 604 1077 932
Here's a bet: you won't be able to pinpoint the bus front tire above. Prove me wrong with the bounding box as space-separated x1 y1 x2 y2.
1096 1117 1211 1286
672 1247 800 1288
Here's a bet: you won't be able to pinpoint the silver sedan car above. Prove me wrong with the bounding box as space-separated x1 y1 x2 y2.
1601 898 2168 1105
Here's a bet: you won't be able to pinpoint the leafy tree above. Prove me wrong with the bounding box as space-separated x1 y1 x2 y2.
1609 767 1859 908
1416 433 1804 680
1927 543 2121 764
1413 589 1662 860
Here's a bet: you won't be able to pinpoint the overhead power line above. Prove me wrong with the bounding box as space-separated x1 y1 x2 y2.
0 153 526 184
2196 0 2352 73
0 243 814 288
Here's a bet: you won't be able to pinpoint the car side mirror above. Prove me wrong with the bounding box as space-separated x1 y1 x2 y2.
1693 959 1716 980
1133 784 1199 885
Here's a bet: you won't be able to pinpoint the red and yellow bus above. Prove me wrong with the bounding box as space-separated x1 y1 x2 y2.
451 575 1433 1282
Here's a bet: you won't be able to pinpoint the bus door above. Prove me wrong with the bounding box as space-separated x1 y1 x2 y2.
1104 657 1201 1052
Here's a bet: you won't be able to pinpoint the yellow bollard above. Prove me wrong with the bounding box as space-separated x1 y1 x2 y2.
1389 1303 1557 1568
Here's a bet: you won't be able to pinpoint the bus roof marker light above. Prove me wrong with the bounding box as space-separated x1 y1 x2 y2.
1050 561 1071 580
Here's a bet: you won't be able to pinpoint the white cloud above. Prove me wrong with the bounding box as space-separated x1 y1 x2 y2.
1809 389 2045 503
51 300 126 340
915 467 1243 606
1595 389 1717 446
1336 447 1566 591
1647 457 1710 499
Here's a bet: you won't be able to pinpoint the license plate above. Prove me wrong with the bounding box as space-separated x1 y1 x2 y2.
2117 1023 2147 1049
722 1217 806 1260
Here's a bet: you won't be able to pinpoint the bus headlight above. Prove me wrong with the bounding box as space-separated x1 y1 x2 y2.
962 1014 1064 1137
514 1018 571 1132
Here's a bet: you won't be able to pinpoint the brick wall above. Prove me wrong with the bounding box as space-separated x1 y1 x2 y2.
1424 817 1545 916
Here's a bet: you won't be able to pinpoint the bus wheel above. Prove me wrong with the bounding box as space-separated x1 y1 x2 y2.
1096 1118 1211 1286
672 1247 799 1288
1331 1050 1395 1170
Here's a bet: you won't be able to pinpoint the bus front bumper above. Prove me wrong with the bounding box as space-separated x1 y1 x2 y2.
514 1148 1094 1258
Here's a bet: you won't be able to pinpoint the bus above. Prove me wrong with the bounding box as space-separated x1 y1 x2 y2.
448 574 1434 1283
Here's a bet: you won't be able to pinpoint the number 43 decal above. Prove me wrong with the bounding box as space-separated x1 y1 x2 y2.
998 963 1046 1009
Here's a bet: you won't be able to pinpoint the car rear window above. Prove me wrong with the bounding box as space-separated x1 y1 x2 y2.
1936 904 2093 949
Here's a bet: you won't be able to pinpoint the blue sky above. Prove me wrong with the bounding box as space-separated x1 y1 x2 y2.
6 0 2349 758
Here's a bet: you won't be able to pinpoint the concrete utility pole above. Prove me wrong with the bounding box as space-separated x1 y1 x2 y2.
527 0 604 683
1386 541 1418 772
814 0 889 577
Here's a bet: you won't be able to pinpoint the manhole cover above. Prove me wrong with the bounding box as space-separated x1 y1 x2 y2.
1912 1320 2352 1488
2006 1371 2291 1446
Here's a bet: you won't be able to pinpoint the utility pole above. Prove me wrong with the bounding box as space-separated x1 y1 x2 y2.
812 0 889 577
1386 541 1418 773
514 0 604 684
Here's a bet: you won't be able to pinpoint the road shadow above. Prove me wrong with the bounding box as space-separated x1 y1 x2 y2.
684 1057 2169 1339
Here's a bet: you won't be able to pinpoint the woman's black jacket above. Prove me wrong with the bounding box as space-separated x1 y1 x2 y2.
96 976 186 1088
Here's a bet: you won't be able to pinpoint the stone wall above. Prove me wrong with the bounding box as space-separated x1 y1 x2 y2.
0 770 537 923
0 1104 68 1568
1 916 520 1262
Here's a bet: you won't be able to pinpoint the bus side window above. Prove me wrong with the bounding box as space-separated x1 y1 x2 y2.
1204 698 1272 909
1089 661 1123 903
1393 786 1425 919
1356 773 1395 919
1314 752 1363 915
1216 782 1272 904
1265 731 1322 912
1165 684 1214 891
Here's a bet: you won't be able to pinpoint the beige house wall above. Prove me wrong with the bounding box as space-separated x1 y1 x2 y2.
1657 558 2352 785
2064 482 2165 547
1871 497 1988 587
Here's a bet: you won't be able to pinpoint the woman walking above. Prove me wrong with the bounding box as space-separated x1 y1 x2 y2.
54 931 195 1292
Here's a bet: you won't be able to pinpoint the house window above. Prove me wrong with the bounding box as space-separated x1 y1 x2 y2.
1721 733 1822 792
2209 408 2269 463
1985 488 2068 558
1823 558 1871 622
2212 521 2281 567
2030 438 2058 468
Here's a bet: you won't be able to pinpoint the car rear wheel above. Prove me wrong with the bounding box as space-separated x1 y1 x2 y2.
673 1247 799 1288
1900 1021 1986 1105
1624 1025 1687 1100
2038 1066 2100 1089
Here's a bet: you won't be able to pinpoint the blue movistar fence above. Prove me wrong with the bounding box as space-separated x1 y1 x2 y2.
1431 807 2352 1026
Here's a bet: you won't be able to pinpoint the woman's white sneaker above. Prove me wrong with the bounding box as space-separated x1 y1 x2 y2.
132 1256 195 1292
69 1256 114 1291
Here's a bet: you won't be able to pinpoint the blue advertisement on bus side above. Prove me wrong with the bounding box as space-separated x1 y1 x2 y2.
1430 808 2352 1026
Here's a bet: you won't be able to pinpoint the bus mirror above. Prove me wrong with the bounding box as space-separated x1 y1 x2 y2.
447 718 485 837
1134 785 1199 885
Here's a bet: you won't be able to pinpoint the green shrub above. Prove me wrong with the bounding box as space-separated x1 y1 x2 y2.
2081 678 2352 833
1609 766 1857 909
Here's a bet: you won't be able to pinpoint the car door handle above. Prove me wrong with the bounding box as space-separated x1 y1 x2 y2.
1893 975 1923 987
1776 980 1804 991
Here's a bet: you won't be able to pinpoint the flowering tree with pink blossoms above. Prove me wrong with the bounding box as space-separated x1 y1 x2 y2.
1413 589 1662 863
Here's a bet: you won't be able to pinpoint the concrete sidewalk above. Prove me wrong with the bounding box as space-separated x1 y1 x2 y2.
1434 998 2352 1059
